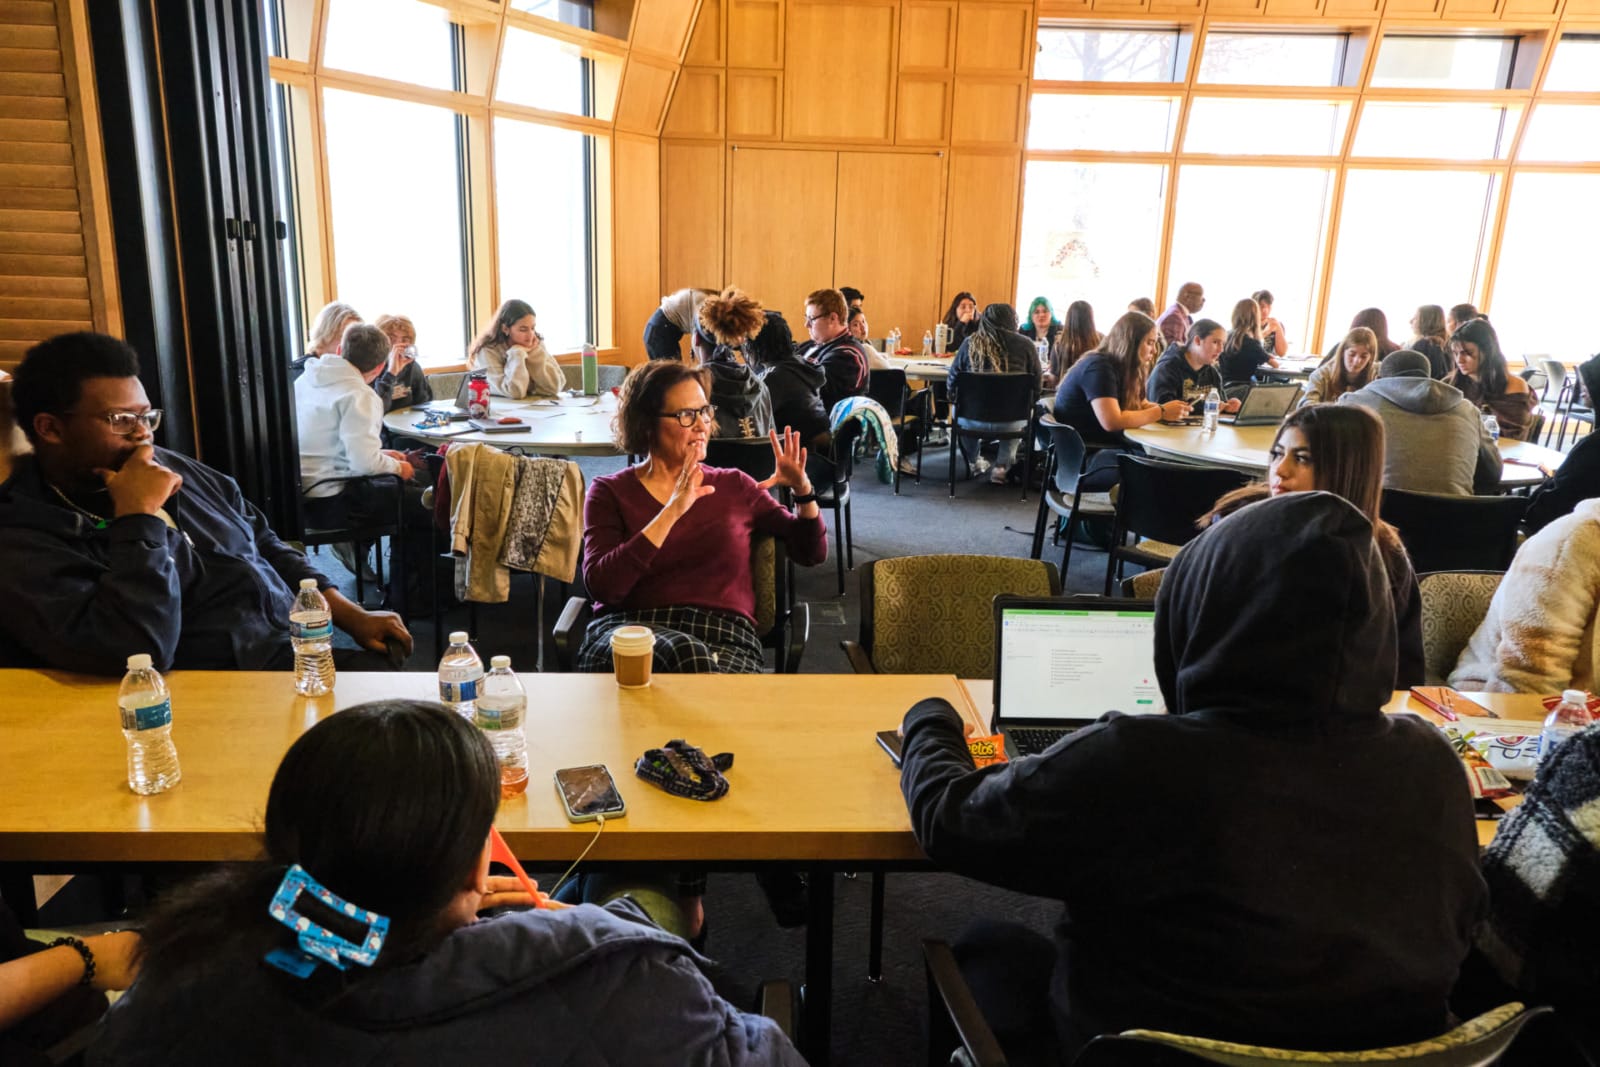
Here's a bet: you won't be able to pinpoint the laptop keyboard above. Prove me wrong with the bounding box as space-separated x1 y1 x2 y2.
1009 727 1073 757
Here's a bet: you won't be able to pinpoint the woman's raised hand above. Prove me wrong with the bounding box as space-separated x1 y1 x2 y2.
757 427 811 492
665 439 716 516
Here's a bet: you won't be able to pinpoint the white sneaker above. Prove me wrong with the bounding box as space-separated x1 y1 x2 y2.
970 457 993 478
989 465 1010 485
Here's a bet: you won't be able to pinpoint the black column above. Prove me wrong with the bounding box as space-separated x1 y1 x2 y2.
88 0 301 534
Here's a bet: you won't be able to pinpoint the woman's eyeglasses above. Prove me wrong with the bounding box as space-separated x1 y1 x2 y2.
659 405 716 427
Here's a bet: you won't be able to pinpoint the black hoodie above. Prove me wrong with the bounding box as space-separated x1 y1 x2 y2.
900 492 1485 1058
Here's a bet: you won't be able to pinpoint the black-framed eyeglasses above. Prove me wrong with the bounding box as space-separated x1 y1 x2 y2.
64 410 163 436
659 405 715 428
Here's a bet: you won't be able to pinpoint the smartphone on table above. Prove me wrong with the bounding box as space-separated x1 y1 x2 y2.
555 765 627 823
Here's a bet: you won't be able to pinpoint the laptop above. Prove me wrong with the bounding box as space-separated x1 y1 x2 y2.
992 596 1166 758
1217 384 1299 427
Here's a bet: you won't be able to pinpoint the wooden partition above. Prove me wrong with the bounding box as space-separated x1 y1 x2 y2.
0 0 118 372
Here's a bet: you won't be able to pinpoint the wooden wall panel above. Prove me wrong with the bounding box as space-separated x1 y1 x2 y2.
728 0 785 67
834 151 945 336
896 75 951 143
663 67 725 136
685 0 726 63
615 55 679 133
942 150 1020 308
661 141 725 291
950 77 1027 145
613 133 660 363
954 3 1033 74
630 0 702 59
900 1 957 70
0 0 108 371
728 147 836 325
784 1 897 142
728 68 783 137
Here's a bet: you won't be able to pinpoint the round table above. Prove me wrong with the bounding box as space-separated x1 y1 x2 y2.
383 394 624 457
1125 421 1564 491
887 354 953 383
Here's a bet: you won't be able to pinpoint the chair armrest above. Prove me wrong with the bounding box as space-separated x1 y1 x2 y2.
783 602 809 674
758 979 798 1041
551 596 591 670
840 639 877 674
922 939 1008 1067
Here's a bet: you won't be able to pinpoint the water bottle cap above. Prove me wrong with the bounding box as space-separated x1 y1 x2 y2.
449 631 470 645
1563 689 1588 705
299 578 319 590
491 655 511 669
127 653 152 670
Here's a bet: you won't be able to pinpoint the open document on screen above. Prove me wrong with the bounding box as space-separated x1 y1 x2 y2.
998 608 1165 722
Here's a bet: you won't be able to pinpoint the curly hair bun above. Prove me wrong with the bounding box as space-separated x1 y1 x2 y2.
697 287 766 346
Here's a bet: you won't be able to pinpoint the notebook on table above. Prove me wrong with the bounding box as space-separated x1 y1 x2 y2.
992 596 1166 758
1217 384 1299 427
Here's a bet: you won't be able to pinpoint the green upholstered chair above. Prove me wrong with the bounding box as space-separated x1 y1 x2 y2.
1418 570 1505 684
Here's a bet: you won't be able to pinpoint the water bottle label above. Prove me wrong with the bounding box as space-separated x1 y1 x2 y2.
440 679 478 703
478 707 503 729
122 699 172 731
290 619 332 641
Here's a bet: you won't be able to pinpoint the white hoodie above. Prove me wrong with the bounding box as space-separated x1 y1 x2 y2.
294 355 402 499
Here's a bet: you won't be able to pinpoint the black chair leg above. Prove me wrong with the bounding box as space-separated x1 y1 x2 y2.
1061 513 1077 579
1030 490 1048 560
833 503 845 596
844 498 854 571
868 871 886 982
948 428 958 497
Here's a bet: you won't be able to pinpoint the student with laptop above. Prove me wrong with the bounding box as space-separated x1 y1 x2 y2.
898 491 1484 1062
1146 319 1243 417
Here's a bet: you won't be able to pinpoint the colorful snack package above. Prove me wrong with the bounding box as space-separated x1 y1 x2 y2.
1446 728 1515 800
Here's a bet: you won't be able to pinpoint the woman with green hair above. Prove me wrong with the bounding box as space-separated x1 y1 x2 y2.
1020 296 1062 349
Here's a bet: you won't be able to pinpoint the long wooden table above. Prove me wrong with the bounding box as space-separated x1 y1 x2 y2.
0 669 972 1064
381 393 625 456
1126 421 1566 491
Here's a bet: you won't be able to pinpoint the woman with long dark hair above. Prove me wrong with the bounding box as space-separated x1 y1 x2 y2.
1445 318 1534 440
1202 404 1423 686
947 303 1042 483
941 291 980 353
1052 311 1188 490
92 701 803 1065
1350 308 1400 358
1046 300 1102 388
467 298 563 399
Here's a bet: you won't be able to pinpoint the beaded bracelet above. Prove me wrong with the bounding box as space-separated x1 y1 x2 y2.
49 936 95 987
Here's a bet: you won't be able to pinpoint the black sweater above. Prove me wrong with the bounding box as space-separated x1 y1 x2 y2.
1146 345 1224 412
900 492 1485 1058
1219 335 1269 385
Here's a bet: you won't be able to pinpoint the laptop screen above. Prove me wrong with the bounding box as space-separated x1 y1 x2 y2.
996 603 1165 724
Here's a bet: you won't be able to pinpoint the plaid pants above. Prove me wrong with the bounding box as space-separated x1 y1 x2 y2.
576 606 766 675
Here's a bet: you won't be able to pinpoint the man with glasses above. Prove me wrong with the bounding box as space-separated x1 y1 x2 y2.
796 288 869 414
0 332 411 674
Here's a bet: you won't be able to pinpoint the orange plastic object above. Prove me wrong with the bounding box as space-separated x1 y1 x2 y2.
489 827 568 909
967 734 1008 768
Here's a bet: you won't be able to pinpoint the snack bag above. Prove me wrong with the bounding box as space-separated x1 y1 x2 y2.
1446 728 1515 800
967 734 1008 768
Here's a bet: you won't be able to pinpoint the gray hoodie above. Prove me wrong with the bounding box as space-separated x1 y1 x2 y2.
1339 377 1501 496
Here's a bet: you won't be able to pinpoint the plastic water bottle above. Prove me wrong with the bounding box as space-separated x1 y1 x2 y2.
1203 388 1221 433
289 578 334 696
1036 339 1049 366
921 329 933 357
119 654 180 795
438 631 484 720
890 328 901 354
1539 689 1593 763
1483 412 1501 442
477 655 529 796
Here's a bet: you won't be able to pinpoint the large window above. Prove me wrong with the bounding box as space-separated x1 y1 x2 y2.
322 0 458 90
1033 27 1182 82
1183 98 1348 156
1369 35 1517 90
1323 170 1498 348
494 117 595 352
1027 95 1179 152
322 90 470 363
1166 167 1333 352
1197 32 1349 87
1015 162 1168 326
1490 174 1600 361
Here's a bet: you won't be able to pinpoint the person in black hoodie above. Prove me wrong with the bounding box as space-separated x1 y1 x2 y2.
745 311 830 451
899 490 1485 1061
797 287 869 413
1147 318 1242 415
697 288 774 439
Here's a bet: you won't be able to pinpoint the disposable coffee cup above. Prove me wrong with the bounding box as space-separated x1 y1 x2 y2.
611 625 656 688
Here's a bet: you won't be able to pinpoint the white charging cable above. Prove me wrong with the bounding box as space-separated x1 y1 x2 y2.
549 813 606 896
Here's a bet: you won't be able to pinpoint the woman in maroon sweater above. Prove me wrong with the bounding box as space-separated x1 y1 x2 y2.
576 362 827 673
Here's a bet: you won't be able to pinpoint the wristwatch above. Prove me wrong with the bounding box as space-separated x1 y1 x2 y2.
792 486 818 505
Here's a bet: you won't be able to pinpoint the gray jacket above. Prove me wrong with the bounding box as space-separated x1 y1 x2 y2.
1339 378 1500 496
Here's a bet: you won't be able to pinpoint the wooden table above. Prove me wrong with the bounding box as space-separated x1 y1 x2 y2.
961 680 1547 847
382 393 625 457
1126 421 1565 490
0 669 971 1063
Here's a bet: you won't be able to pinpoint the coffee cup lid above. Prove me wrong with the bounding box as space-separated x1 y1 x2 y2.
611 625 656 652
